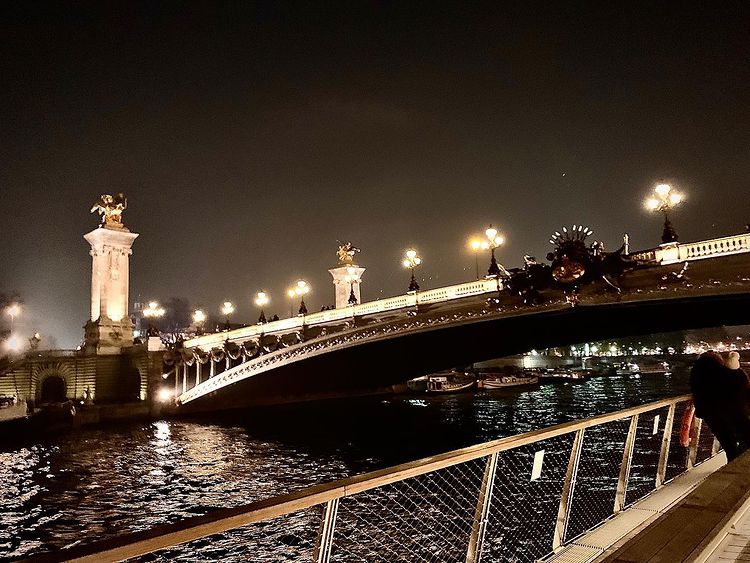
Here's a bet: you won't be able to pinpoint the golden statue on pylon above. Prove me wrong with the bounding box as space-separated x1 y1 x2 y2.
91 193 128 227
336 242 360 265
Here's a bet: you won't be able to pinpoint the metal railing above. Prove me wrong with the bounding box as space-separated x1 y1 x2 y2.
46 395 720 563
183 278 501 350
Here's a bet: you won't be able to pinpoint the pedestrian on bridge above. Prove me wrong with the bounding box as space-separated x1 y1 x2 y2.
690 351 750 461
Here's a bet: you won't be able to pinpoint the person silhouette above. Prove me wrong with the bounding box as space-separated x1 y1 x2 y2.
690 351 750 461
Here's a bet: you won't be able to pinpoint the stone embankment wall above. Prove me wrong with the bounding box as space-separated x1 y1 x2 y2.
0 346 163 407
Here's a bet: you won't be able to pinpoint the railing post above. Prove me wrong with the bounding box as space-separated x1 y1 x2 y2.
314 499 339 563
553 428 585 550
182 364 187 394
614 414 639 513
466 452 499 563
687 417 703 469
210 358 216 378
195 362 201 386
712 435 721 456
656 403 676 488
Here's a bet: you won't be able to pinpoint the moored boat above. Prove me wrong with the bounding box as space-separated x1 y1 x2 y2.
477 374 538 389
426 373 476 393
615 361 671 377
537 369 589 383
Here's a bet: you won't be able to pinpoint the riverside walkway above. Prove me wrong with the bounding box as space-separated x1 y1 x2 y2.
29 394 747 562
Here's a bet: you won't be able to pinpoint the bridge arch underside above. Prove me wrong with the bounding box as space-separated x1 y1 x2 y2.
182 292 750 413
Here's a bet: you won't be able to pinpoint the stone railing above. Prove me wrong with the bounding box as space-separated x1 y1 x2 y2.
183 278 499 350
630 232 750 265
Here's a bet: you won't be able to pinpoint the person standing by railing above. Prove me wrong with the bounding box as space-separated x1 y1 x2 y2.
690 351 750 460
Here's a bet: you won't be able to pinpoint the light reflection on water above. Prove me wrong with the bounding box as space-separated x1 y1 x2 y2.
0 371 689 560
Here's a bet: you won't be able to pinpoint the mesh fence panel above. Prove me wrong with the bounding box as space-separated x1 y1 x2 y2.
127 400 711 562
564 418 630 541
135 506 322 562
625 407 669 507
480 433 574 563
665 401 690 483
330 456 487 562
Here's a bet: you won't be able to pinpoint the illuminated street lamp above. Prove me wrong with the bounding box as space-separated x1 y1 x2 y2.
192 309 206 335
143 301 165 318
481 225 506 278
469 238 482 280
4 303 21 330
141 301 165 337
3 335 21 354
403 249 422 293
288 280 310 316
220 301 235 331
255 291 269 324
345 267 360 306
645 183 684 244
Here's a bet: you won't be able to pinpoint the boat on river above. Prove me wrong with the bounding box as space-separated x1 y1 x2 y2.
614 361 671 377
477 372 538 389
537 369 589 384
425 373 476 393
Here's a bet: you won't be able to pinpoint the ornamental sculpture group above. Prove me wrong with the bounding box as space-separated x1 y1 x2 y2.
504 225 632 306
91 193 128 228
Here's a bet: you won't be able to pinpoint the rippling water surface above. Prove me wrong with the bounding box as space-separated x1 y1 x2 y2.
0 371 689 560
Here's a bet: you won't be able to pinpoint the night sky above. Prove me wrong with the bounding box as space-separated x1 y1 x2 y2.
1 3 749 348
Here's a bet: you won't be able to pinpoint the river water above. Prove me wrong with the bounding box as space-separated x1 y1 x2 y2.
0 369 690 561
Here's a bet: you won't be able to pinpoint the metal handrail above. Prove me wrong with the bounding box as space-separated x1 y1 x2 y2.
39 394 696 563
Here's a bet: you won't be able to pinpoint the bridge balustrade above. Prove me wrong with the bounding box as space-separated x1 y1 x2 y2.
53 395 720 563
183 279 499 351
630 232 750 265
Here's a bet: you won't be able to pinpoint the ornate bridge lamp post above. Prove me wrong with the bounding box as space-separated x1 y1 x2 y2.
481 225 507 300
481 225 506 277
289 280 310 317
192 309 206 336
345 267 360 306
645 183 684 244
403 249 422 293
143 301 165 335
255 291 269 324
220 301 235 331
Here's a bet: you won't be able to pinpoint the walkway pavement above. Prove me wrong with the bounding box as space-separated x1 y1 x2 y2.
597 449 750 562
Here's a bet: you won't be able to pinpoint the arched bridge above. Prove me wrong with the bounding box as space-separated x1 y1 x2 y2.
172 233 750 412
